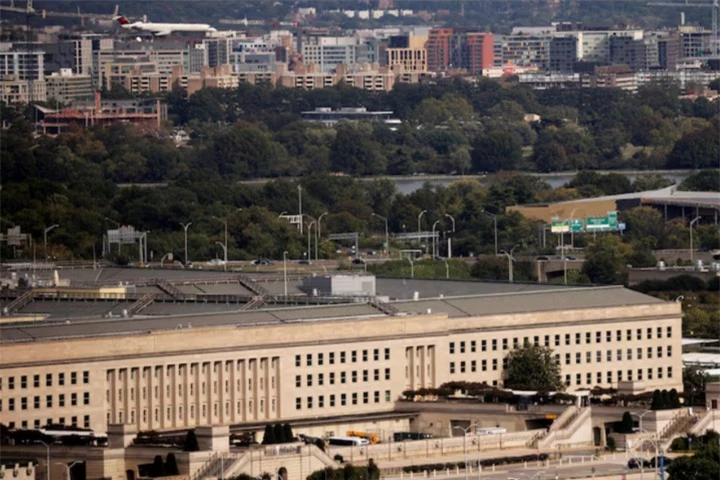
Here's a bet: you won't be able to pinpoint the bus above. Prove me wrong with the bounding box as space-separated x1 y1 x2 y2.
328 436 369 446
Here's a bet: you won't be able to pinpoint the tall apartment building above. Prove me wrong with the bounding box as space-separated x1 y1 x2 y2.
548 35 578 72
609 36 649 71
45 68 94 104
502 27 553 68
301 36 371 73
426 28 454 71
658 32 681 70
385 34 428 72
43 36 93 75
0 45 46 103
678 26 712 59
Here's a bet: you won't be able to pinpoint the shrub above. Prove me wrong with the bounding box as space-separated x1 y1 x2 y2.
333 454 344 463
182 430 200 452
165 453 179 476
606 437 617 452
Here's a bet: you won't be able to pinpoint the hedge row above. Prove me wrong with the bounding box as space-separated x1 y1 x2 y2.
401 453 549 472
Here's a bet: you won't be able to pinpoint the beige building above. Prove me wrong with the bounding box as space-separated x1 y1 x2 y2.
45 69 94 105
0 285 682 435
386 34 428 73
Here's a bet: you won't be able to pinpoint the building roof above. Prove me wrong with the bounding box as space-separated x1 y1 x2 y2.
0 285 665 344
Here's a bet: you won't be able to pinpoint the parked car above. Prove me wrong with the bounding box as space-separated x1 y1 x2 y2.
628 458 650 469
252 258 273 265
649 456 672 468
206 258 226 266
352 258 365 265
298 259 311 265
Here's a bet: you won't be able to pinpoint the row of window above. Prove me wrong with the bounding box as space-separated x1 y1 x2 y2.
1 392 90 412
6 415 90 431
448 327 674 354
1 371 89 390
566 367 673 386
295 390 392 410
561 346 672 365
107 358 279 382
109 375 277 403
295 348 391 367
295 368 392 387
111 397 278 425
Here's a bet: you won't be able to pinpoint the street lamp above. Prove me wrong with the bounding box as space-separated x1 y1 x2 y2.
317 212 329 260
482 211 498 256
689 216 701 263
371 213 389 258
630 410 653 434
43 224 59 260
500 245 519 283
179 222 192 266
431 220 441 259
212 217 228 272
56 461 82 480
38 440 50 480
406 255 414 279
297 185 303 234
417 209 427 233
453 425 475 480
444 213 456 232
214 241 227 269
283 251 288 296
441 258 450 279
307 220 316 262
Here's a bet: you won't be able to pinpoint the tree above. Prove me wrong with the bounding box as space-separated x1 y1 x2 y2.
182 430 200 452
503 343 563 391
620 412 635 434
651 389 664 410
471 131 522 173
262 424 275 445
683 366 708 406
165 453 179 476
273 423 284 443
282 423 294 443
582 235 632 284
152 455 166 477
666 446 720 480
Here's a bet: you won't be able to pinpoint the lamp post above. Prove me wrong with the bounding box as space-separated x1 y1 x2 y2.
307 220 316 262
212 217 228 272
283 251 288 296
442 258 450 279
445 213 455 258
444 213 455 232
317 212 328 260
43 224 59 260
500 245 519 283
630 410 653 434
371 213 389 257
453 425 475 480
39 440 50 480
689 216 701 263
432 220 441 259
179 222 192 266
417 209 427 233
406 255 414 279
297 185 303 234
215 241 227 268
482 211 498 256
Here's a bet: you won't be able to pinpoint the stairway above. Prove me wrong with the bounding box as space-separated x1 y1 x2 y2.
370 298 399 316
240 296 266 311
2 290 34 314
659 412 699 451
155 278 184 298
238 275 270 297
126 293 154 316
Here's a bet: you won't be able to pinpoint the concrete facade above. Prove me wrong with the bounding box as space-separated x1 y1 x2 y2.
0 292 683 435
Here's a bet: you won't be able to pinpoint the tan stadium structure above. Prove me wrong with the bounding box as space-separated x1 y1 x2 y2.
0 284 683 435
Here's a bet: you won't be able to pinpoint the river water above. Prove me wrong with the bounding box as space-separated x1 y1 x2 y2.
376 170 695 195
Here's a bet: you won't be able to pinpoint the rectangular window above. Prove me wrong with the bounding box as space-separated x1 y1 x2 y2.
460 361 466 373
384 348 390 360
627 349 633 360
306 354 313 366
586 373 592 384
492 359 498 371
34 396 40 409
341 393 347 406
565 374 571 386
363 392 369 404
627 370 633 381
657 326 662 339
647 347 653 359
668 367 673 378
21 376 27 388
330 372 335 384
586 351 592 363
667 326 672 338
648 368 653 380
554 334 560 346
502 338 508 350
374 369 379 381
647 328 652 340
450 362 455 374
83 371 89 384
606 331 611 342
492 339 497 351
71 372 77 385
637 348 643 360
385 368 390 380
597 371 602 384
374 391 380 403
667 346 673 357
341 372 346 384
565 353 571 365
617 370 623 382
657 346 663 358
318 395 324 408
471 360 477 372
362 350 368 362
34 375 39 388
295 375 301 387
373 349 379 361
617 349 622 361
319 373 324 386
352 393 358 405
586 332 591 344
575 352 581 364
544 335 550 347
46 395 52 408
83 392 90 405
307 396 313 409
565 334 570 346
471 341 477 353
352 371 358 383
627 329 632 341
575 333 581 345
318 353 324 365
513 337 519 348
606 371 612 383
385 390 391 402
460 341 466 353
658 367 664 379
449 342 455 354
638 369 643 381
59 394 65 407
596 331 601 343
295 355 301 367
296 398 301 410
46 374 52 387
362 370 368 382
596 351 602 363
329 352 335 364
616 330 622 342
330 394 336 407
306 374 313 387
637 329 642 340
351 351 357 363
71 393 77 406
340 351 346 363
575 373 581 385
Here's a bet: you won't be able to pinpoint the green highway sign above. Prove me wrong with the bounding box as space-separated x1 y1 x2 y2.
586 211 618 231
570 219 584 232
